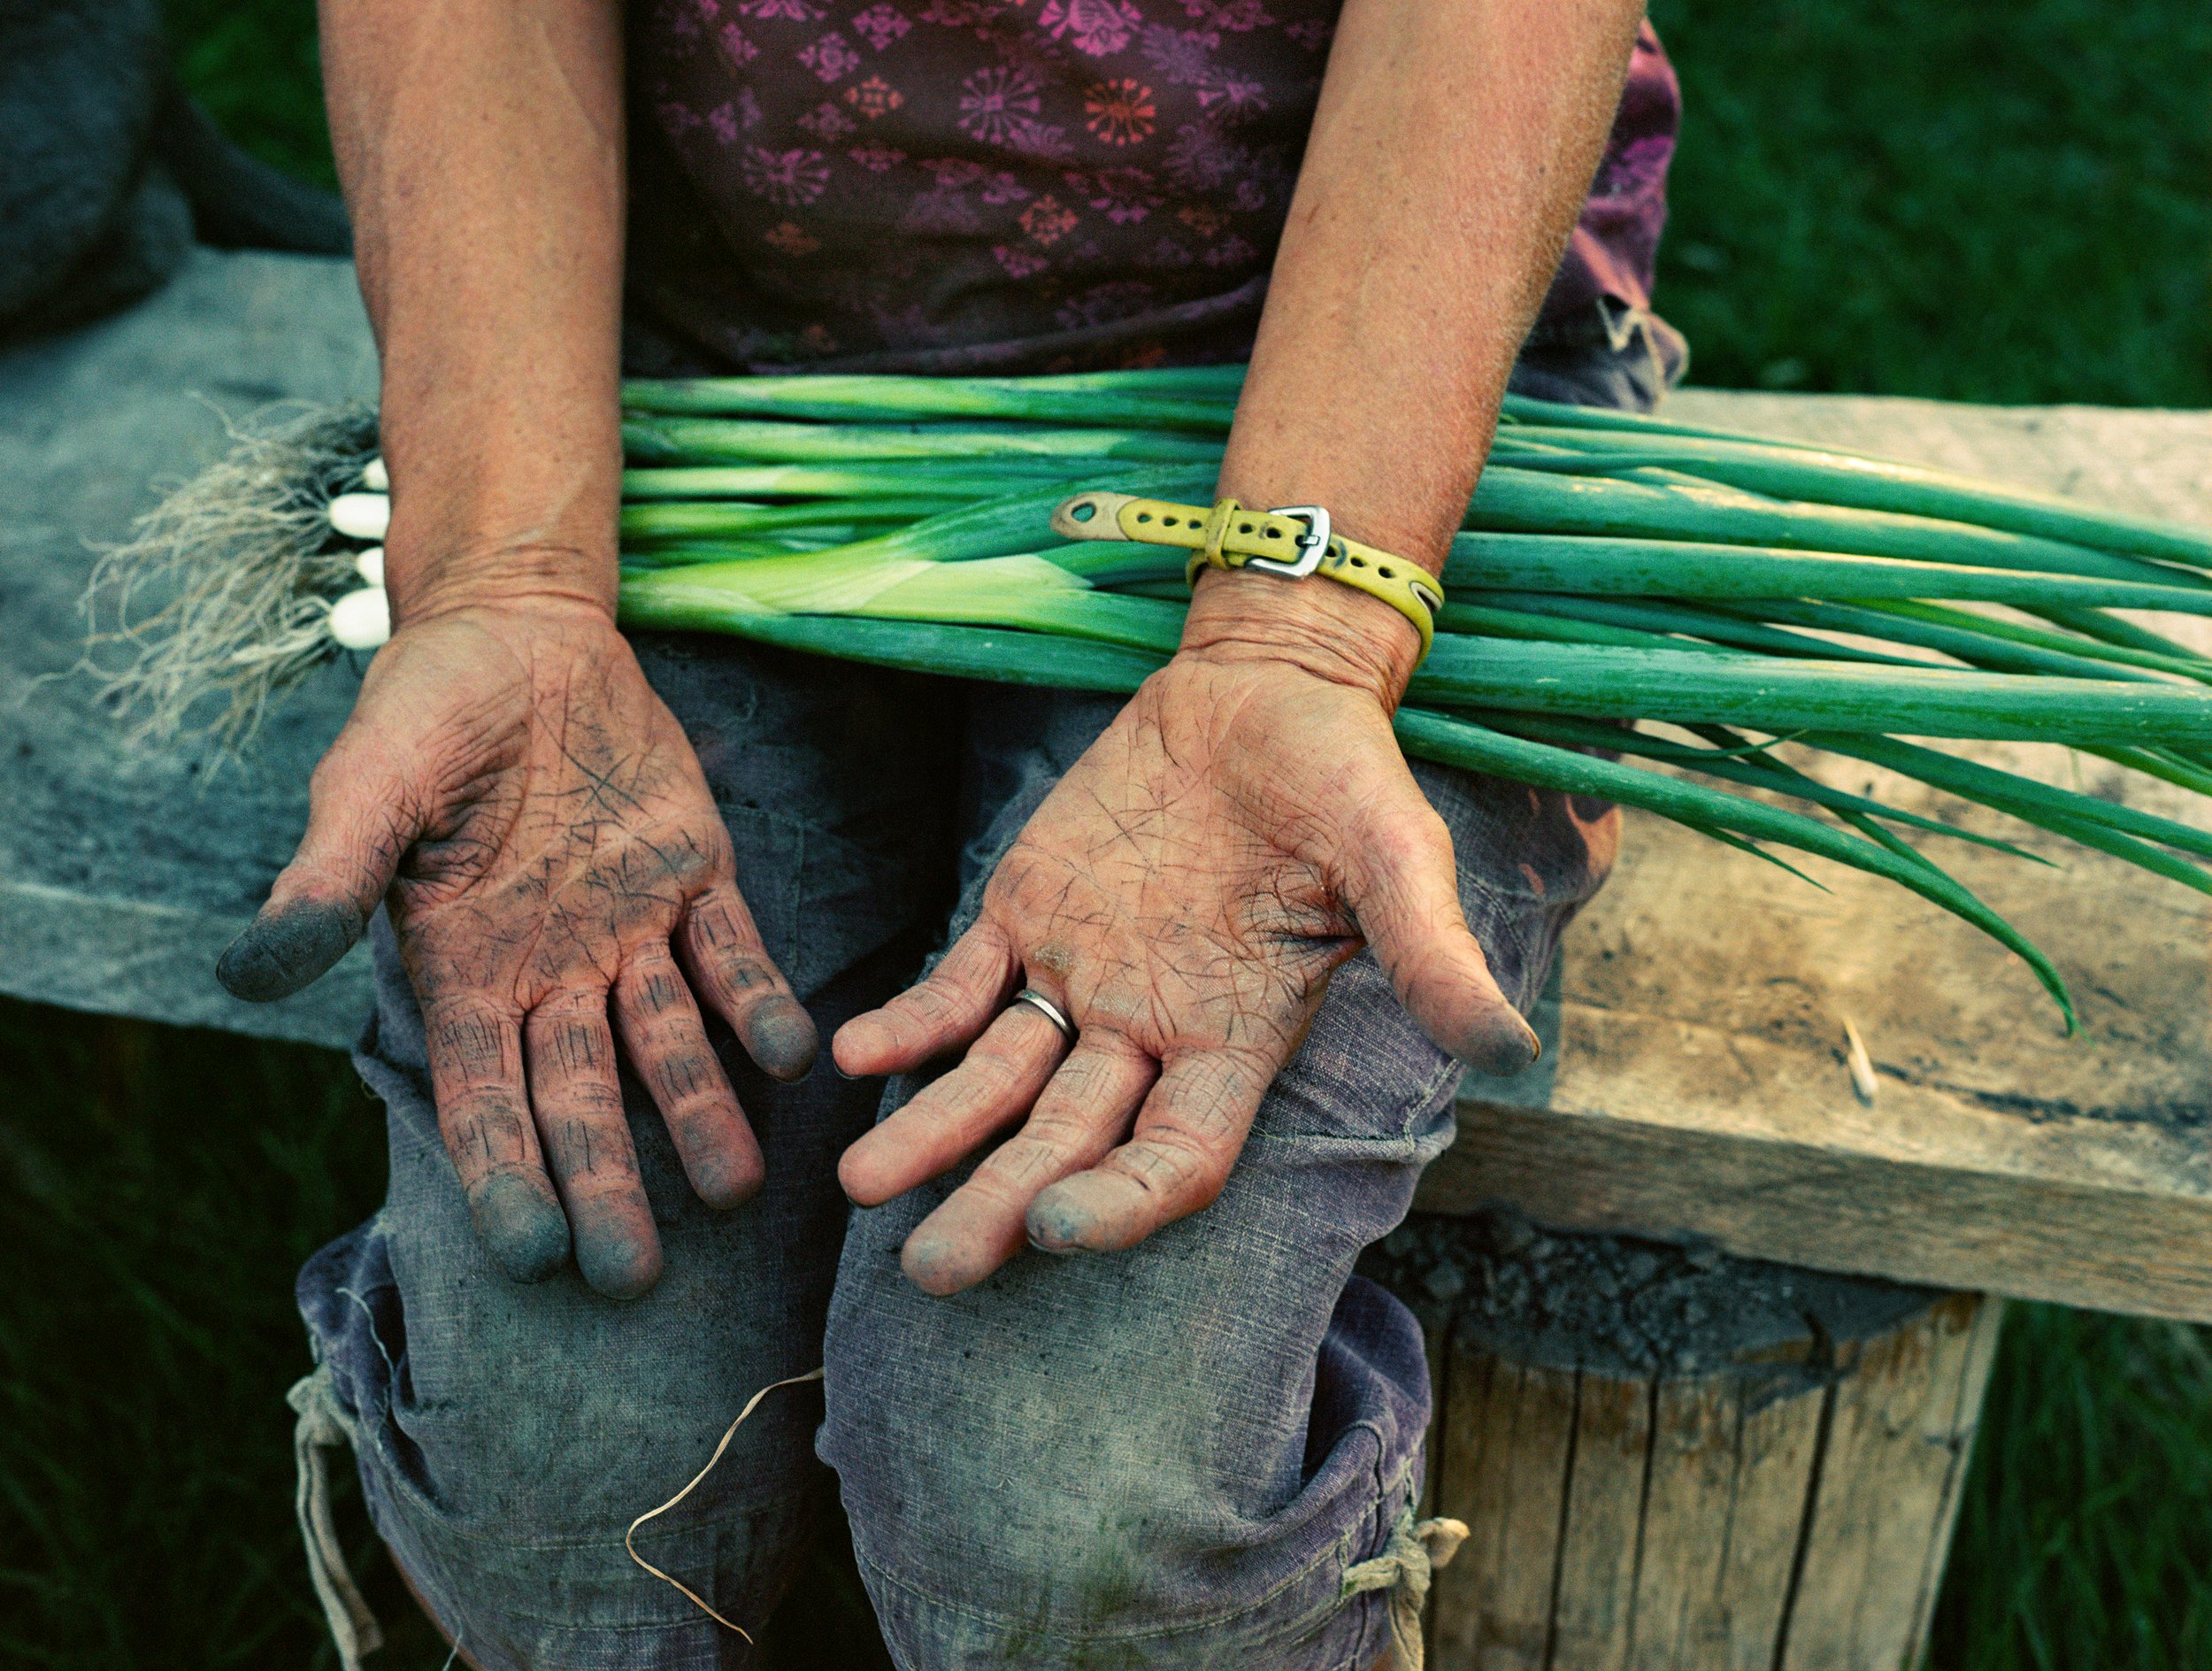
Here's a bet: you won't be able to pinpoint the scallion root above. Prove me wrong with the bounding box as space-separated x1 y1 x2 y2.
87 403 378 750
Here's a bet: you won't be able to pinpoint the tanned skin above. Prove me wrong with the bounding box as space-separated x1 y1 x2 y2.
227 0 1644 1327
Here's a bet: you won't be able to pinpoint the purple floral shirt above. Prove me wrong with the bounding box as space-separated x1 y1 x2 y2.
624 3 1678 375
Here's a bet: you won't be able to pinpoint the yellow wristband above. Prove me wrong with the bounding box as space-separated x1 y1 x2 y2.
1048 492 1442 660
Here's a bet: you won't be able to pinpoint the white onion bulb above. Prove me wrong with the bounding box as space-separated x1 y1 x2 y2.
329 586 392 650
329 492 390 541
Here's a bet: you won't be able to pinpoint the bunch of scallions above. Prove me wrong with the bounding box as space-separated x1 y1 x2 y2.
152 365 2212 1023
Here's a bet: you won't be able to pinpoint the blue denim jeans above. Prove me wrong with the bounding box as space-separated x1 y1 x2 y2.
295 643 1616 1671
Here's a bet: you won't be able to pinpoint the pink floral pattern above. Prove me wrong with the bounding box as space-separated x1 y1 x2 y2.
740 146 832 204
1084 77 1156 146
843 74 903 118
1038 0 1143 57
850 2 912 48
995 244 1050 278
1018 194 1079 244
799 31 862 79
1065 165 1160 226
956 65 1044 145
797 99 858 138
629 5 1678 372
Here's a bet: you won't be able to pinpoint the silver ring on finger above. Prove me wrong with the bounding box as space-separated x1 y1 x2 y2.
1010 988 1077 1048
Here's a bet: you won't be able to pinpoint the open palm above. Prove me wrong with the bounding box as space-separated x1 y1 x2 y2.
834 649 1540 1295
219 604 815 1297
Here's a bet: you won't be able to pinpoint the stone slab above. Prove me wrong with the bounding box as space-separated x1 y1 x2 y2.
0 249 376 1046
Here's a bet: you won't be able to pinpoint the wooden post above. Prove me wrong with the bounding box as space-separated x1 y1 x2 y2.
1365 1212 2005 1670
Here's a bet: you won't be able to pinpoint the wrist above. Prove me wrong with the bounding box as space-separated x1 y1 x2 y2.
375 405 624 629
1178 565 1423 708
386 536 618 630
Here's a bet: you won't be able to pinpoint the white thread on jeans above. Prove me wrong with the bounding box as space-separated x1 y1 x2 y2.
1340 1506 1469 1671
624 1366 827 1639
288 1366 384 1671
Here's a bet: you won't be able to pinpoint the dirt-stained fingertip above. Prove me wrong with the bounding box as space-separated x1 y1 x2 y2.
900 1233 980 1296
684 1143 766 1211
215 898 361 1002
1024 1193 1094 1253
573 1218 664 1301
746 996 820 1081
1460 1008 1542 1078
467 1172 572 1283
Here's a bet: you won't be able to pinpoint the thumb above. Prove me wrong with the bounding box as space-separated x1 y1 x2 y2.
1345 791 1540 1078
216 734 426 1002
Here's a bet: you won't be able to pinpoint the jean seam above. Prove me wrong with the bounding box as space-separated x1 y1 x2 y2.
1336 1452 1427 1671
1251 1043 1463 1151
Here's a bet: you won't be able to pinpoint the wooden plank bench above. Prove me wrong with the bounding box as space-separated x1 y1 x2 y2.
1402 391 2212 1667
6 250 2208 1669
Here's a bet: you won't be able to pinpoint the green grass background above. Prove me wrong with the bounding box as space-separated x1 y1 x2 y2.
4 1 2209 1666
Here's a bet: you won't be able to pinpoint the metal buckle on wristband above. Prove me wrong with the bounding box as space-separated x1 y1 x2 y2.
1244 504 1332 580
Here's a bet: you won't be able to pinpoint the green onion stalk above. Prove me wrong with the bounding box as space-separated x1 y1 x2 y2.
257 370 2212 1020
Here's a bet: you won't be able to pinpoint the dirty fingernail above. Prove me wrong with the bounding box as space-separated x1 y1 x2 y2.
1025 1193 1094 1253
687 1146 764 1211
573 1213 664 1301
901 1235 972 1295
1462 1012 1540 1078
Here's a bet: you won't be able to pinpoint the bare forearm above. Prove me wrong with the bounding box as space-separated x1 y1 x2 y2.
320 0 627 623
1199 0 1647 694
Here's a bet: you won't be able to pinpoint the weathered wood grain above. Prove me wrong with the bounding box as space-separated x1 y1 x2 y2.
1778 1295 2004 1671
1425 1294 2004 1671
1629 1367 1828 1670
1432 1342 1578 1670
1700 1373 1830 1671
1420 982 2212 1319
1544 1373 1649 1671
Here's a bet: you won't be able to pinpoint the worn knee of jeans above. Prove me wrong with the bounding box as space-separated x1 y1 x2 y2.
816 935 1470 1668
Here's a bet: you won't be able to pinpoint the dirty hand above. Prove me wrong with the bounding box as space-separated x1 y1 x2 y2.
217 602 815 1298
833 579 1539 1295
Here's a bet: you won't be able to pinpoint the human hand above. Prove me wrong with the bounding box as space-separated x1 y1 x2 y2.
218 599 816 1297
833 577 1539 1295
